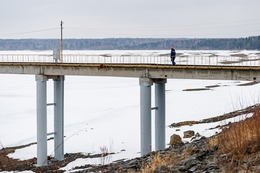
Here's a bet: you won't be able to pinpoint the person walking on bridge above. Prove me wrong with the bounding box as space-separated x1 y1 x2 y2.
170 46 176 65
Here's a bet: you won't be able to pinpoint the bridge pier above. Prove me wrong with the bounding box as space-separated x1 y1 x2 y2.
139 78 153 156
139 77 167 156
54 76 65 161
36 75 48 166
154 79 166 151
36 75 65 166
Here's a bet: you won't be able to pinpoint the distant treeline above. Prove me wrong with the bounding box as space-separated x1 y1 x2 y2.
0 36 259 50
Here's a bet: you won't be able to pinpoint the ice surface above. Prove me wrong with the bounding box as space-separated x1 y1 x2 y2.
0 50 260 172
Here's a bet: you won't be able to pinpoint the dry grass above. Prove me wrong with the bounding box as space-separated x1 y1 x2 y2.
212 108 260 172
218 109 260 157
141 153 168 173
204 106 260 172
140 145 194 173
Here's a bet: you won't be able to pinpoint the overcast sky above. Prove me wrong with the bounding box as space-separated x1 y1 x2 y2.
0 0 260 39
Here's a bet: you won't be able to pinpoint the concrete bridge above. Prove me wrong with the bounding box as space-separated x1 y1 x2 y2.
0 53 260 166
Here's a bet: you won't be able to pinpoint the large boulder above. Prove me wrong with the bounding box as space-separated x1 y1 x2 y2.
169 134 182 146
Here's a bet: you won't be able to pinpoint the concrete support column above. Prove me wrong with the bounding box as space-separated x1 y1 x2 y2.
53 76 65 160
154 79 167 151
36 75 48 166
139 77 153 156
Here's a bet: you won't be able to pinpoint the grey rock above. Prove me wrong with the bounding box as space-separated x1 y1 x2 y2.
184 156 200 169
174 165 188 172
196 151 208 161
153 165 170 173
206 162 218 170
189 166 197 172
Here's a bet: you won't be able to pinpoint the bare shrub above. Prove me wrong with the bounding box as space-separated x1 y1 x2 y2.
99 146 111 166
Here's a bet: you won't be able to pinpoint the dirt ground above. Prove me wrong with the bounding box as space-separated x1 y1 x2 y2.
0 145 99 172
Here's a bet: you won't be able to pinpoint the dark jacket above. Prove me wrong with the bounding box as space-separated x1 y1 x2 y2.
171 49 176 57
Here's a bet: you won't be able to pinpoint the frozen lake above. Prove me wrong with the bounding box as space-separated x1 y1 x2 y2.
0 50 260 171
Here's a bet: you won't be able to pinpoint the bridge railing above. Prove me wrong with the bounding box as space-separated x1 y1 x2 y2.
0 54 260 67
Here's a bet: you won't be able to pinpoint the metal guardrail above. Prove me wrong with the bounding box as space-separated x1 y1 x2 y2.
0 54 260 67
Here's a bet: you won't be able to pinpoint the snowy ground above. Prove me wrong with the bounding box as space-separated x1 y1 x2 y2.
0 50 260 172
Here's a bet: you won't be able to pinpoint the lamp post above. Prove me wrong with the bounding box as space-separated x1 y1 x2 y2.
60 21 63 62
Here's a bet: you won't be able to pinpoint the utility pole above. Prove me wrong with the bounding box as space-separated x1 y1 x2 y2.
60 21 63 62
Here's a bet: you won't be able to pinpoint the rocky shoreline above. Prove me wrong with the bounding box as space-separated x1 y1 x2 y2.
2 132 259 172
73 136 220 173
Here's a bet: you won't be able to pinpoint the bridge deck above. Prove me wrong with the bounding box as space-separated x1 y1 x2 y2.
0 62 259 81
